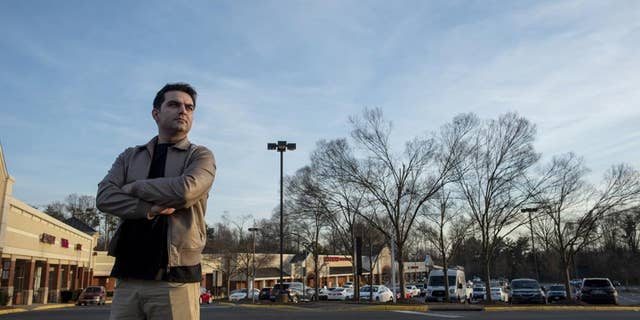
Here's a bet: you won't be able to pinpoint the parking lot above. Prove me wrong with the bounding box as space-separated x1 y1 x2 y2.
1 302 640 320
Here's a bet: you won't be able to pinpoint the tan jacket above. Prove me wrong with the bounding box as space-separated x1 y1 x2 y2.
96 136 216 267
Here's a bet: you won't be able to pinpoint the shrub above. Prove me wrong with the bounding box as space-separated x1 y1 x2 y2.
0 289 9 306
60 290 73 303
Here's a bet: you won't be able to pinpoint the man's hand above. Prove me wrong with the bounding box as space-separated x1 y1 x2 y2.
147 205 176 219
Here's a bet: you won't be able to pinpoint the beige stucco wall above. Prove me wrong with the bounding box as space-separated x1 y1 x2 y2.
1 196 94 267
92 251 115 277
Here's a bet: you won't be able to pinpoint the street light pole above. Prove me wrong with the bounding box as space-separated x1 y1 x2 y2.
267 141 296 301
248 227 260 304
521 207 541 281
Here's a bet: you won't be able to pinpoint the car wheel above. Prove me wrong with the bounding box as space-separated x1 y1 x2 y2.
375 296 380 302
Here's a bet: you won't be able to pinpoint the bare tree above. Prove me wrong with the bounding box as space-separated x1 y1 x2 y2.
309 143 371 299
532 154 640 299
418 184 467 301
287 166 332 297
43 201 67 221
66 194 101 228
620 207 640 254
312 108 474 299
455 113 540 301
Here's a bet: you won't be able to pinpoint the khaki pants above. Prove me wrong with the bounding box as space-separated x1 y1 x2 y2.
110 279 200 320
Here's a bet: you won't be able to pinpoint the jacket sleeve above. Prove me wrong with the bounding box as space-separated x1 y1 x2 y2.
96 148 153 219
125 146 216 209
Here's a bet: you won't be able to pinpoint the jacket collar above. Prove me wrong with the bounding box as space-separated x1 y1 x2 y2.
136 136 191 153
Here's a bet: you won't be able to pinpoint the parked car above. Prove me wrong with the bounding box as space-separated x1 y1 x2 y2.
406 285 421 297
343 282 354 289
301 287 316 302
199 287 213 304
229 288 259 302
270 282 304 303
577 278 618 305
509 278 546 304
570 278 583 287
76 286 106 306
327 287 354 300
490 286 508 302
471 286 486 303
359 285 394 302
546 285 567 302
318 287 336 300
415 283 426 296
259 287 272 300
393 286 412 300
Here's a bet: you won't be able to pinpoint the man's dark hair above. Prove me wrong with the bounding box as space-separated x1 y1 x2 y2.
153 83 197 110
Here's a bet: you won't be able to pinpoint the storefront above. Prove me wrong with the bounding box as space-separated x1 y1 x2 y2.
0 145 97 305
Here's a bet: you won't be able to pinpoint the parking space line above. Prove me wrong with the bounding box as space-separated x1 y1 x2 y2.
392 311 463 318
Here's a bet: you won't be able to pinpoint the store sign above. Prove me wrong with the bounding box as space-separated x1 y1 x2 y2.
40 233 56 244
61 238 69 248
324 256 352 262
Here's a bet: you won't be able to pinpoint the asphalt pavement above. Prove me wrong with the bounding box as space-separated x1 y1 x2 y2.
1 303 640 320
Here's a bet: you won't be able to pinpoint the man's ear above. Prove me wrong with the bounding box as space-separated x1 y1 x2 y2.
152 108 159 121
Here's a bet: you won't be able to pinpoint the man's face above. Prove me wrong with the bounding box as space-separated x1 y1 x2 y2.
152 90 194 138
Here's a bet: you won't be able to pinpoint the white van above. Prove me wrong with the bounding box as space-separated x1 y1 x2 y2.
425 268 467 303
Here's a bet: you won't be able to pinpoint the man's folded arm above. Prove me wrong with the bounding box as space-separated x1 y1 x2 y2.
96 149 153 220
125 147 216 209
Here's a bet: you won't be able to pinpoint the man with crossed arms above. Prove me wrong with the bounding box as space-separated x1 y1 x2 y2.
97 83 216 319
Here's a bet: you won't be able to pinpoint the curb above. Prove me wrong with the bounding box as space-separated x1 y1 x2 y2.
485 306 640 312
0 308 27 315
31 303 76 311
353 305 429 312
238 303 305 310
219 302 305 310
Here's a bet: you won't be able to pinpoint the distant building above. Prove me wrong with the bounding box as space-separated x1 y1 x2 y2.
0 144 98 306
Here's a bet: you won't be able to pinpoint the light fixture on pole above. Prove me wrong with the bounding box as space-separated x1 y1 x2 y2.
267 140 296 301
248 227 260 304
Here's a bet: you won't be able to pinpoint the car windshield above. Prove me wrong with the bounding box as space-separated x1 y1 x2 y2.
583 279 612 287
550 285 565 291
428 276 457 286
511 280 540 289
360 286 378 292
85 287 102 293
491 287 501 292
473 287 485 292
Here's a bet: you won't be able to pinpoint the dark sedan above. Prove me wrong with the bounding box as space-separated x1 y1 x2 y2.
546 285 568 302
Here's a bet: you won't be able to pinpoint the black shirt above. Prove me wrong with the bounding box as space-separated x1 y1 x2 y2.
111 142 201 282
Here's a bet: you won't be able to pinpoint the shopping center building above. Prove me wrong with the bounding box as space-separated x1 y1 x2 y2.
0 145 97 305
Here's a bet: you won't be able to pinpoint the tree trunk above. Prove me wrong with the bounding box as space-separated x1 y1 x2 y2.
561 254 573 300
441 225 450 302
443 259 450 302
484 254 492 303
398 246 406 301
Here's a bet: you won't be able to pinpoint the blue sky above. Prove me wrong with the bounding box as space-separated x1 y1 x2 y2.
1 0 639 224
